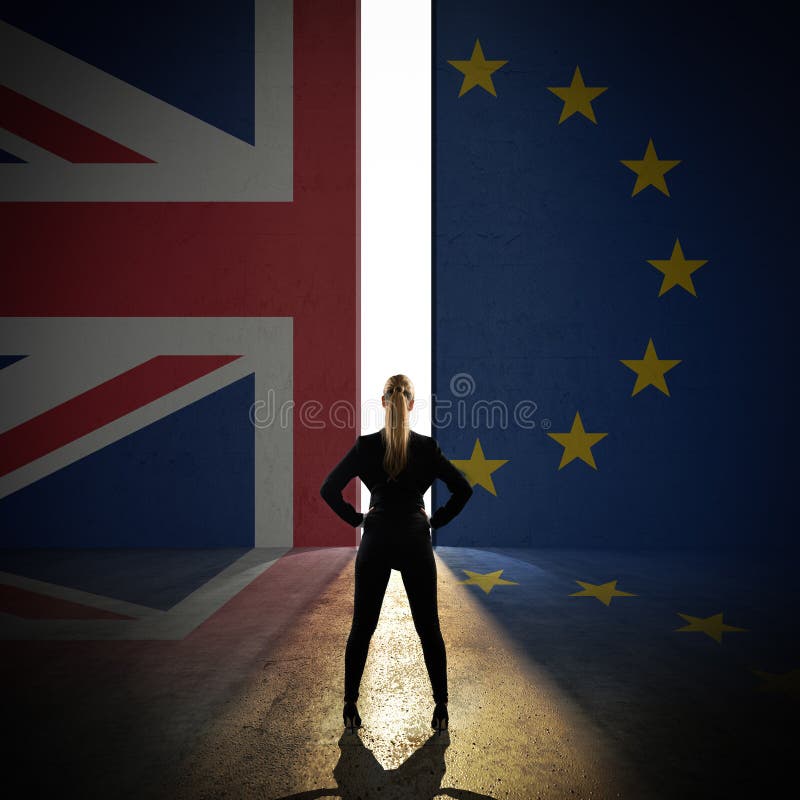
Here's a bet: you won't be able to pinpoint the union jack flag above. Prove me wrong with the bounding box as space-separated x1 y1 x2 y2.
0 0 360 636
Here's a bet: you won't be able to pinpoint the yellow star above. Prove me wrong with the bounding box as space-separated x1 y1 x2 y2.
752 669 800 700
547 65 608 124
458 569 519 594
447 39 508 98
547 411 607 470
646 239 709 297
675 612 747 644
569 580 637 606
620 338 682 397
620 138 681 196
450 438 509 495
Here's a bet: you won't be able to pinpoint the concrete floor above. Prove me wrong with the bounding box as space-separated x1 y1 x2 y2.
1 546 795 799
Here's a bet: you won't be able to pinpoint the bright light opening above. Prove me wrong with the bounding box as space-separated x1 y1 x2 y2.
360 2 432 526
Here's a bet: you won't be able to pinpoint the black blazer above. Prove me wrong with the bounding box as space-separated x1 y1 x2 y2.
320 430 473 529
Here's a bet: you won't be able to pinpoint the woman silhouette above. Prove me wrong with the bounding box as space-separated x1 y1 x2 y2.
320 374 473 734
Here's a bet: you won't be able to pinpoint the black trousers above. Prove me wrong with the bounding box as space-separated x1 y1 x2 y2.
344 508 448 705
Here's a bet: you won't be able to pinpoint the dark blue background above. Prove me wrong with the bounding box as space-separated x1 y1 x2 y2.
433 0 795 549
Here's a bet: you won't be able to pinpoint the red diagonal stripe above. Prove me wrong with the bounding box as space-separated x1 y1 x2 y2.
0 85 155 163
0 355 242 477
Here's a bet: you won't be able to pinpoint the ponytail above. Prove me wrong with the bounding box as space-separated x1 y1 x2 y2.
381 375 413 480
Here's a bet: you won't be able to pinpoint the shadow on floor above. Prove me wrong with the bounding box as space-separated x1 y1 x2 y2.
273 730 497 800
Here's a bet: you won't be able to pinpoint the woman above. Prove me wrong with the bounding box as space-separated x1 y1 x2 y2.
320 374 474 734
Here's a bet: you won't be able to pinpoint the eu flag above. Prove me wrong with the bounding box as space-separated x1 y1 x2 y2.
432 0 794 552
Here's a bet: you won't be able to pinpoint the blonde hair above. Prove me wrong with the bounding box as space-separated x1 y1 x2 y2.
381 374 414 480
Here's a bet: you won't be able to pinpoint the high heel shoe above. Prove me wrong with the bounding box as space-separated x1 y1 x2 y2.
431 701 448 733
343 700 362 732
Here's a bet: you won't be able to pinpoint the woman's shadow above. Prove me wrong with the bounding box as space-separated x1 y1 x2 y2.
272 730 497 800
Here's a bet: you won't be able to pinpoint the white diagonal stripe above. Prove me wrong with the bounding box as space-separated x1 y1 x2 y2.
0 571 163 619
0 357 254 500
0 548 288 640
0 0 292 200
0 128 66 163
0 20 248 162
